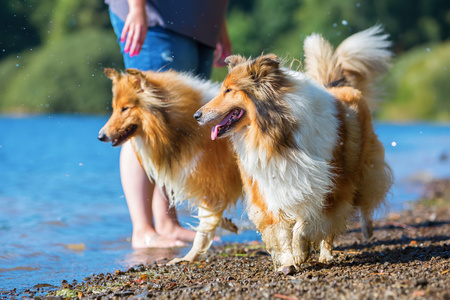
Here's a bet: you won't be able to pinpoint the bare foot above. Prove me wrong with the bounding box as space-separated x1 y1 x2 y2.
157 225 197 243
132 233 185 249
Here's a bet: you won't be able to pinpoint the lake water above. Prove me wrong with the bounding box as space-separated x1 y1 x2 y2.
0 115 449 292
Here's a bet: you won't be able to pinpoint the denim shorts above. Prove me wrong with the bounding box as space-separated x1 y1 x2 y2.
109 11 214 79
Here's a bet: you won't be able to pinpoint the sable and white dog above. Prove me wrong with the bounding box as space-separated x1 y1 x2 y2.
194 26 394 272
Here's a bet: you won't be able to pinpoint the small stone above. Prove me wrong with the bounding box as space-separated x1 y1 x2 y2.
282 265 296 276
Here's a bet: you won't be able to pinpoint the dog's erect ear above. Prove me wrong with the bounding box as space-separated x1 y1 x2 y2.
126 69 167 101
225 55 247 71
104 68 120 82
125 68 147 90
248 54 281 82
257 54 281 69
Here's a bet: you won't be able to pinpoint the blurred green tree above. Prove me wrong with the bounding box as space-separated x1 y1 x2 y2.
380 42 450 121
0 0 122 114
0 0 449 119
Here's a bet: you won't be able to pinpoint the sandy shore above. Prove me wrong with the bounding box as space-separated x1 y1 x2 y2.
3 180 450 300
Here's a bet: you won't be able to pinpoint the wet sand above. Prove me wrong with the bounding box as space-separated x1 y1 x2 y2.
3 180 450 300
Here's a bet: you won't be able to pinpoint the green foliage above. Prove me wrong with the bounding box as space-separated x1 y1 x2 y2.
226 0 450 56
379 42 450 121
50 0 112 40
0 0 112 60
0 1 41 60
0 29 123 114
1 0 450 119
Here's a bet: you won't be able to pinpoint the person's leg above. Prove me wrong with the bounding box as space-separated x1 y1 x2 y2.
135 28 204 242
110 11 197 247
120 143 184 248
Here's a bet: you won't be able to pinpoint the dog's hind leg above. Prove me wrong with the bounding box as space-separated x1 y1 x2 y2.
168 206 222 264
360 209 374 239
318 236 334 263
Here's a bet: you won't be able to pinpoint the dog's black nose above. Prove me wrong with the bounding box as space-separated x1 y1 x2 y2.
193 110 202 120
98 132 109 142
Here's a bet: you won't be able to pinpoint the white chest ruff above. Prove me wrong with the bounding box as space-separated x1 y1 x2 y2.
131 136 202 203
239 146 334 219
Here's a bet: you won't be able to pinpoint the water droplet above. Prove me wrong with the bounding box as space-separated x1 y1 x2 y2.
426 48 431 52
356 3 361 7
333 23 337 28
391 142 397 147
342 20 348 26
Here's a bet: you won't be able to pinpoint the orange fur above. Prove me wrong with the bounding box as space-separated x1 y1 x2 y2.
99 68 242 262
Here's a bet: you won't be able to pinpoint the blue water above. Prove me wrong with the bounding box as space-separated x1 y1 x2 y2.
0 115 449 292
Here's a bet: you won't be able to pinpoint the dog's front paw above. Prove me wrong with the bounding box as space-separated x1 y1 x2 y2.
167 257 189 265
292 249 309 266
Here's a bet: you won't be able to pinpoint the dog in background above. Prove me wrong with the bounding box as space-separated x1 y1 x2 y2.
194 26 393 272
98 69 242 263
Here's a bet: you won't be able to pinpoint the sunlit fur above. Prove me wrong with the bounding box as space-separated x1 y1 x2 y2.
196 26 394 271
98 69 242 262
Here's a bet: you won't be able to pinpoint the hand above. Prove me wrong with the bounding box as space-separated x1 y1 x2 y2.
213 19 232 67
121 1 148 57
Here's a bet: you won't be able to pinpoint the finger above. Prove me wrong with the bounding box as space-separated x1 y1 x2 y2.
120 22 129 43
213 43 227 67
130 26 143 56
124 27 135 54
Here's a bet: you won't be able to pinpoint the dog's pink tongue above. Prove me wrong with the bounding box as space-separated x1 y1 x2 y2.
210 111 235 140
211 125 220 140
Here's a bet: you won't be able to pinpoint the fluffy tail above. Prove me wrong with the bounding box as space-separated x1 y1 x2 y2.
303 25 392 106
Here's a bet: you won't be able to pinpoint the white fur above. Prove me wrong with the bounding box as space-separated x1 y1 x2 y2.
233 71 340 238
334 25 391 75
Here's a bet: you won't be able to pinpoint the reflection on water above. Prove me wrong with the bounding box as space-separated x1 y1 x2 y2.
0 116 449 292
124 247 189 268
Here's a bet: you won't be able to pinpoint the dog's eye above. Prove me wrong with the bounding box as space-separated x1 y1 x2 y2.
224 88 232 94
122 107 129 112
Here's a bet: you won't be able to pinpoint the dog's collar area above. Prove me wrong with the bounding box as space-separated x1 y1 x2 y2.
211 108 244 140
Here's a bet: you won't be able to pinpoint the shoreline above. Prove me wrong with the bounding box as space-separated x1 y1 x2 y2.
2 180 449 300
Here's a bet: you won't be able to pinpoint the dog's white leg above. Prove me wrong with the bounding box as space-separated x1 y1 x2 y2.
261 223 296 273
168 207 222 264
360 209 374 239
276 224 296 272
318 236 334 263
292 221 310 267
